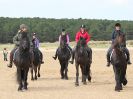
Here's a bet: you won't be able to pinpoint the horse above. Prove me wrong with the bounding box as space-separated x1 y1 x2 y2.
74 37 92 86
57 36 71 80
13 32 31 91
31 48 41 80
111 33 127 92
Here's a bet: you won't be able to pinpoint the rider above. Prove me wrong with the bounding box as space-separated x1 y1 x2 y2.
53 29 72 60
7 24 29 68
106 23 132 66
70 24 92 64
32 33 44 64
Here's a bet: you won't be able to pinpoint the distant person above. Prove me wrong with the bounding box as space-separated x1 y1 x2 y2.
53 29 72 60
106 23 132 66
3 48 8 61
32 33 44 64
70 25 92 64
7 24 29 68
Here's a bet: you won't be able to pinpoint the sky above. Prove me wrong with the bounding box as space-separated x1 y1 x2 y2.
0 0 133 20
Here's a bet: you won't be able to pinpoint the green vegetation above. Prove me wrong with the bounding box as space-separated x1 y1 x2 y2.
0 40 132 51
0 17 133 43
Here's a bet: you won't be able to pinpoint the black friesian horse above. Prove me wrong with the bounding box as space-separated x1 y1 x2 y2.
14 32 31 91
75 37 92 86
57 35 71 80
111 33 127 92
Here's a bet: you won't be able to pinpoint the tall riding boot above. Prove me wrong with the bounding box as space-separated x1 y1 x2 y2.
53 48 58 60
106 48 111 67
106 53 110 66
69 48 75 64
125 48 132 64
7 53 13 68
39 51 44 64
89 49 92 64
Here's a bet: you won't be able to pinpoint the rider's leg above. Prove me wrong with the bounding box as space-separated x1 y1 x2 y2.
86 46 92 63
7 48 17 68
69 46 76 64
124 47 132 64
106 47 112 66
53 47 59 60
38 49 44 64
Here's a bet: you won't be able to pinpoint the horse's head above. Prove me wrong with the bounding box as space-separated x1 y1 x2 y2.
19 33 30 51
60 35 67 49
60 39 67 49
77 37 86 48
113 33 126 51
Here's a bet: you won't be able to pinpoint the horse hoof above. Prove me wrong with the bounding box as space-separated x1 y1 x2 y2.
61 76 64 79
35 77 37 80
18 87 22 91
38 74 40 77
31 78 34 81
123 80 128 86
75 82 79 86
64 76 68 80
83 82 87 85
115 86 122 91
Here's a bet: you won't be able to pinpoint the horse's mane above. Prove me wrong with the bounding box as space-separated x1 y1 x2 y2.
112 33 126 49
76 37 86 49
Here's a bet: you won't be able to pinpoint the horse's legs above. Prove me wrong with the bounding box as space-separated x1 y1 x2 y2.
17 68 23 91
60 62 64 79
30 67 34 80
87 64 91 82
64 62 68 80
82 65 87 85
38 64 41 77
23 68 29 90
80 66 83 82
75 63 79 86
34 66 37 80
121 65 127 86
113 66 122 91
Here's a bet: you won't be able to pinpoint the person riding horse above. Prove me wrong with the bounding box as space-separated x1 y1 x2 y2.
106 23 132 66
70 25 92 64
53 29 72 60
7 24 29 68
32 33 44 64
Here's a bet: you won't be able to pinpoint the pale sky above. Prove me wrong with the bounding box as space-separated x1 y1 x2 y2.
0 0 133 20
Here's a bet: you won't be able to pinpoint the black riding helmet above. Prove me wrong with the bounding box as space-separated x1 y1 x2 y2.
115 23 121 27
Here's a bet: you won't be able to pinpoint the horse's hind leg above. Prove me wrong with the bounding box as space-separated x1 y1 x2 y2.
17 68 23 91
121 65 127 86
34 66 37 80
30 67 34 80
38 64 41 77
87 64 91 82
75 63 79 86
64 62 68 80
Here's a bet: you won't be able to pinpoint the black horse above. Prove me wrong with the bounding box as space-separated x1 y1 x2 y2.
31 48 41 80
56 36 71 80
75 37 92 86
111 33 127 92
13 33 31 91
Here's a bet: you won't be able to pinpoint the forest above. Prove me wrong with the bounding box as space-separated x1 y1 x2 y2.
0 17 133 43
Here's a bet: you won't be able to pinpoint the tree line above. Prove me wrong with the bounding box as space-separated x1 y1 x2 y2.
0 17 133 43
